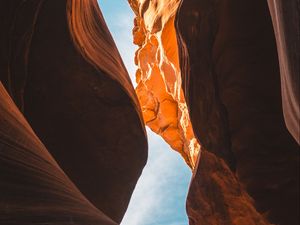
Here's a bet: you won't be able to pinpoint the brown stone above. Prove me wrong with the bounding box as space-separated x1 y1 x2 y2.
0 0 299 224
0 0 147 223
176 0 299 224
0 82 117 225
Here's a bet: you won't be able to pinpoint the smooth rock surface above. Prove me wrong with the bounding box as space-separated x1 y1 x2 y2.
0 82 117 225
176 0 299 224
0 0 147 223
267 0 300 145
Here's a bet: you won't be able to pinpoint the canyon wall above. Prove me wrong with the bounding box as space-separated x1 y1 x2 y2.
0 0 299 224
267 0 300 145
130 0 299 224
0 82 117 225
176 0 299 224
128 0 200 168
0 0 147 223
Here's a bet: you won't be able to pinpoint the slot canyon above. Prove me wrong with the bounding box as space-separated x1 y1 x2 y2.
0 0 299 225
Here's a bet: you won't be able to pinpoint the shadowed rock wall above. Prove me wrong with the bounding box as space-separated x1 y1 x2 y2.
0 82 117 225
128 0 299 224
267 0 300 145
176 0 299 224
0 0 147 223
0 0 299 224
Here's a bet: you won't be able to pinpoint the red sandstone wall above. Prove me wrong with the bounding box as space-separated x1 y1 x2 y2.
129 0 200 169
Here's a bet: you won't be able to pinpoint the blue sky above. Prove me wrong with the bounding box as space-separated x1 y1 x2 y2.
97 1 191 225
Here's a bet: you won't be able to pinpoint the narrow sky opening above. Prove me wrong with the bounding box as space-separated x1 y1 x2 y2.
98 1 192 225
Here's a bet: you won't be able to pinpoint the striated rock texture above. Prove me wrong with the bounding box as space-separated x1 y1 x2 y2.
0 0 147 223
267 0 300 145
128 0 200 168
1 0 299 224
176 0 299 225
127 0 299 224
187 150 270 225
0 82 117 225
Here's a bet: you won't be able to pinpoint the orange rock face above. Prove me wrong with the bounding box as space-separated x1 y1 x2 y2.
128 0 200 168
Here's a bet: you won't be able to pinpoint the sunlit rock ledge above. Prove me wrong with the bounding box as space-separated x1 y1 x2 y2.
128 0 200 169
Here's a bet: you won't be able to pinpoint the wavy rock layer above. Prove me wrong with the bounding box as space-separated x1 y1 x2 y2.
0 82 117 225
128 0 200 168
267 0 300 145
0 0 147 223
176 0 299 224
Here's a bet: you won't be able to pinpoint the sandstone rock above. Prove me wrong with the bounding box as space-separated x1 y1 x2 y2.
187 151 271 225
0 82 117 225
128 0 200 168
0 0 147 223
0 0 299 224
267 0 300 145
176 0 299 224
